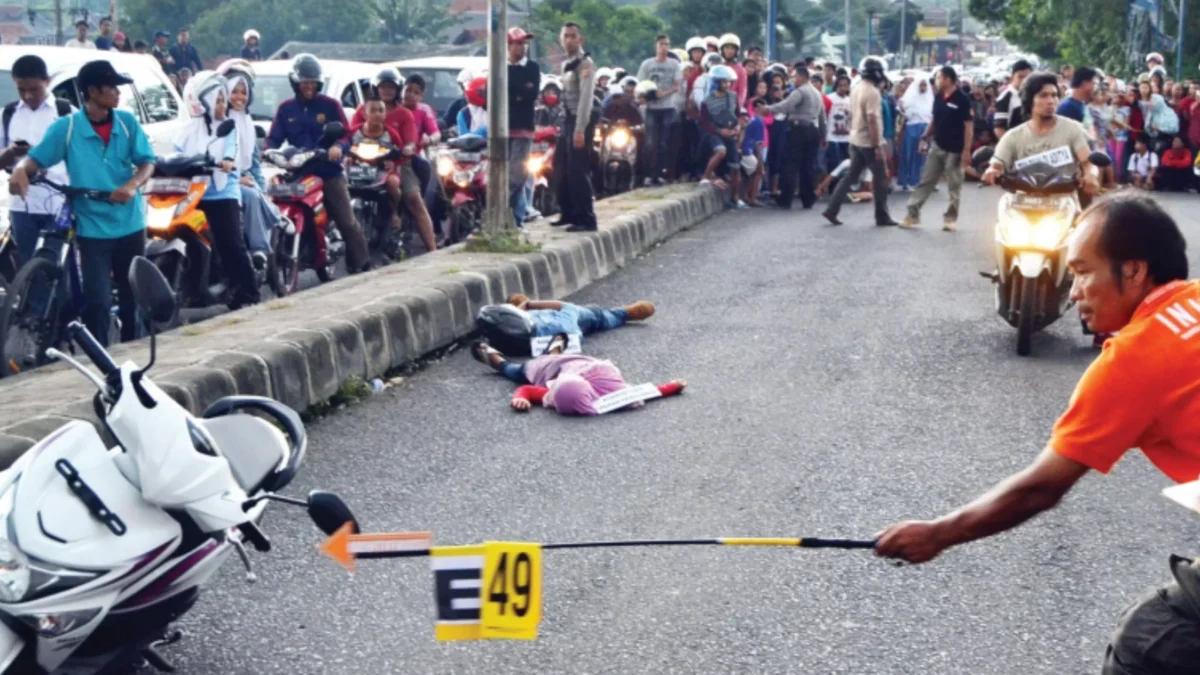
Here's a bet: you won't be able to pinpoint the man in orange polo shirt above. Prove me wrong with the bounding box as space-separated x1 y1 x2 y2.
876 194 1200 674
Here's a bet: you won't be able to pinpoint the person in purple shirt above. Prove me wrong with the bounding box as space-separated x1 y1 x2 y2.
266 54 369 273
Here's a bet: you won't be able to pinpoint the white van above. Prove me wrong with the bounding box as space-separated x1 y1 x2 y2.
388 56 488 120
247 59 380 133
0 46 188 156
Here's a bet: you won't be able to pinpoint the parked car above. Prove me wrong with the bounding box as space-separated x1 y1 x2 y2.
248 59 378 135
0 46 188 156
388 56 488 119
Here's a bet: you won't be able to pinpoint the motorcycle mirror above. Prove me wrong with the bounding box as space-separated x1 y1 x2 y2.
215 119 236 138
128 256 177 327
307 490 360 536
320 122 346 148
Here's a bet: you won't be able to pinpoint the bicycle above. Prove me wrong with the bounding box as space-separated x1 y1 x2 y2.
0 178 120 377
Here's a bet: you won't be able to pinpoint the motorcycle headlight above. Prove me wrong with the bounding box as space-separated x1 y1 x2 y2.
526 156 544 175
999 194 1075 251
0 538 30 603
20 608 102 637
454 171 470 188
437 155 455 177
610 128 630 149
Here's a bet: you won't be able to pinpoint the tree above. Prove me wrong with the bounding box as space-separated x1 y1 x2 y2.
531 0 666 72
659 0 766 51
369 0 462 44
187 0 374 59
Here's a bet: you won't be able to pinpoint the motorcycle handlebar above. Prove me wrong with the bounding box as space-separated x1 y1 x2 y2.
66 322 118 376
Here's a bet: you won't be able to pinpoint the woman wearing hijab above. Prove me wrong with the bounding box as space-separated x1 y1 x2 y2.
897 75 934 191
473 334 686 416
174 71 260 309
217 59 282 268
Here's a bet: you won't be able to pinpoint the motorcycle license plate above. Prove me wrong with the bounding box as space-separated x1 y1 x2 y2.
1009 194 1059 211
456 152 482 162
532 143 550 153
146 178 190 194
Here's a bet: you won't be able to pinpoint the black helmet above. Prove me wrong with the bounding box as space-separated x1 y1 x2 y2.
1088 150 1112 168
475 305 535 356
372 67 403 91
971 146 995 173
859 56 887 84
289 54 323 92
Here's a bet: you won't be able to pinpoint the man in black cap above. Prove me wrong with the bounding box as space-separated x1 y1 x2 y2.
151 30 174 72
9 60 157 346
169 28 203 74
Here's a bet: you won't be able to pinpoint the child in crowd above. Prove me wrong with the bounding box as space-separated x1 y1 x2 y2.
1128 137 1158 190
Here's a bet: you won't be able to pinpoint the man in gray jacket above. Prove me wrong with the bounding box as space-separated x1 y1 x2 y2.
637 35 683 186
552 22 599 232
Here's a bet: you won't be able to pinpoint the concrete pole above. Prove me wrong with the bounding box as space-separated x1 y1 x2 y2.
54 0 63 46
844 0 851 64
1177 0 1187 81
900 0 906 67
957 0 964 65
766 0 777 62
485 0 512 232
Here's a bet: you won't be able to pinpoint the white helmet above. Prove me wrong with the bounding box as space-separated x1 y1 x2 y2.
217 58 256 105
243 29 260 42
719 33 741 51
685 37 705 54
704 35 719 49
621 75 638 88
183 70 229 119
596 67 615 84
1146 51 1165 65
702 52 723 72
710 65 737 83
457 68 475 88
634 79 657 97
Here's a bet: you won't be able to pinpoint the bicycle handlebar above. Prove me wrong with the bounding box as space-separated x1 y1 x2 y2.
32 177 114 202
66 322 118 377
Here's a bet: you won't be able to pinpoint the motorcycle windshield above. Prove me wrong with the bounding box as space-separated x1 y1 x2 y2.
1005 160 1079 194
998 192 1077 251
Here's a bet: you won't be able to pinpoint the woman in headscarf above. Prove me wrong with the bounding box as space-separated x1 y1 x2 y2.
174 71 260 309
473 334 685 416
457 76 488 137
897 75 934 191
218 59 282 268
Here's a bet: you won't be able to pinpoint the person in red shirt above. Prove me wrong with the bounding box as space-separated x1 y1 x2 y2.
877 195 1200 674
349 68 411 138
1157 135 1193 191
401 73 443 234
718 34 747 110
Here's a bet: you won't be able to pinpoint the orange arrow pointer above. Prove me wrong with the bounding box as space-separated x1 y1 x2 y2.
319 523 434 572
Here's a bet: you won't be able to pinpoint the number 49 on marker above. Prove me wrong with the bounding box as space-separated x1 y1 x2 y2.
480 542 542 640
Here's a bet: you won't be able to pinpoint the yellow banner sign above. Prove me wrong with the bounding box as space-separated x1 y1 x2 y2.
916 25 949 40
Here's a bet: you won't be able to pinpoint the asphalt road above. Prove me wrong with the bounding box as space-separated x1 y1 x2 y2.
170 186 1200 675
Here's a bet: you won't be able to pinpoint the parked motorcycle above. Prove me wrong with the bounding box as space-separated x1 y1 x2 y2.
599 119 640 195
347 141 406 261
980 161 1080 356
528 126 558 217
0 256 359 674
263 122 347 294
435 134 486 244
144 123 284 315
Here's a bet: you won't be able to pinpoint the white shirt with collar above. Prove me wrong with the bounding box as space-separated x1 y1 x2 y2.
5 98 71 215
63 38 96 49
1127 150 1158 177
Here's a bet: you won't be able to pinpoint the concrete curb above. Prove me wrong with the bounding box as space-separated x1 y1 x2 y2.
0 185 722 467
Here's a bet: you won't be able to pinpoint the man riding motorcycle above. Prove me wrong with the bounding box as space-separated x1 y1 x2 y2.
265 54 369 273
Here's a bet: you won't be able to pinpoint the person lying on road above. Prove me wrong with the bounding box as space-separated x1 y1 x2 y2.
473 333 686 415
475 294 655 356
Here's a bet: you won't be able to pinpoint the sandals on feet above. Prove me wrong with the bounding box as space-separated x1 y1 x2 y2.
471 340 501 365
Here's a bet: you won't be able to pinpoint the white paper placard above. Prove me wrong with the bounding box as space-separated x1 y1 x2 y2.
591 383 662 415
530 333 582 355
1163 480 1200 515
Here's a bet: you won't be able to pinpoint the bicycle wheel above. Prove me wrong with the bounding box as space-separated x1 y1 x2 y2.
0 257 62 377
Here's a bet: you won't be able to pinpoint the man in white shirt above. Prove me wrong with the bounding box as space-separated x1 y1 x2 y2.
0 55 72 263
1128 137 1158 190
63 20 96 49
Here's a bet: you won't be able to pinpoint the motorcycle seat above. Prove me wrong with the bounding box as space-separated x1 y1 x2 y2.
447 135 487 152
198 415 289 494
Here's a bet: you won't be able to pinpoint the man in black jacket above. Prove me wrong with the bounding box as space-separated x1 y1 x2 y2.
169 28 203 73
507 27 541 225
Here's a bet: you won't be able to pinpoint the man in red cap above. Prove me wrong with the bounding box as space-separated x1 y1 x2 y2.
508 26 541 225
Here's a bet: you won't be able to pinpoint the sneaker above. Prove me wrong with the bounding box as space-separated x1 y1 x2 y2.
700 178 713 186
252 251 268 271
901 216 920 229
735 200 749 210
942 220 957 232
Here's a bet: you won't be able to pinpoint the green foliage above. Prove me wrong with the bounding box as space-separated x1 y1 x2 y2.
461 229 542 254
370 0 464 44
531 0 666 73
973 0 1139 77
659 0 766 50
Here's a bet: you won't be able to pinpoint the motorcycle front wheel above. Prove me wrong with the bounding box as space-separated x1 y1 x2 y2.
274 230 300 296
1016 275 1038 356
0 256 61 377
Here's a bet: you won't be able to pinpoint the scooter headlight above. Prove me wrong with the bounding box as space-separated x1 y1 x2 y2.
437 154 455 177
454 171 470 188
526 155 544 175
609 128 630 149
998 194 1075 251
0 538 30 603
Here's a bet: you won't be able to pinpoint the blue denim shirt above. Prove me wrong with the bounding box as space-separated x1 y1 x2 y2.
28 109 156 239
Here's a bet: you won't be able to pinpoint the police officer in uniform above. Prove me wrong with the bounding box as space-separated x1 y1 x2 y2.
551 22 599 233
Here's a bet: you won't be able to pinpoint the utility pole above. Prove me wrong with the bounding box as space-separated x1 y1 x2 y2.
899 0 907 68
957 0 964 65
485 0 512 232
766 0 777 62
525 0 534 61
844 0 851 64
54 0 63 46
1177 0 1187 80
867 10 874 55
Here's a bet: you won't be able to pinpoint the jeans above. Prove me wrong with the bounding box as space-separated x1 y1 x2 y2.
508 137 532 225
500 361 529 385
9 211 56 264
900 123 927 187
825 141 849 173
645 108 678 181
78 229 144 346
826 145 891 222
906 144 964 220
239 185 279 254
570 304 627 333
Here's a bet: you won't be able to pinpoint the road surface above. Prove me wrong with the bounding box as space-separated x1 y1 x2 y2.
171 187 1200 674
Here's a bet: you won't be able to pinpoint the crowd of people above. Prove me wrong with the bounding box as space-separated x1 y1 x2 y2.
64 18 267 94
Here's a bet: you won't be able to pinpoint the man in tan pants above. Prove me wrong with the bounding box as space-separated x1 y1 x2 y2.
903 65 974 231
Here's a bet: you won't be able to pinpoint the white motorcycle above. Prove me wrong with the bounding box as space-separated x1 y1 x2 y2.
0 257 359 674
980 161 1080 356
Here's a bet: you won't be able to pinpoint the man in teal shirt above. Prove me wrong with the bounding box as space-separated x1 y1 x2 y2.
9 60 157 346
